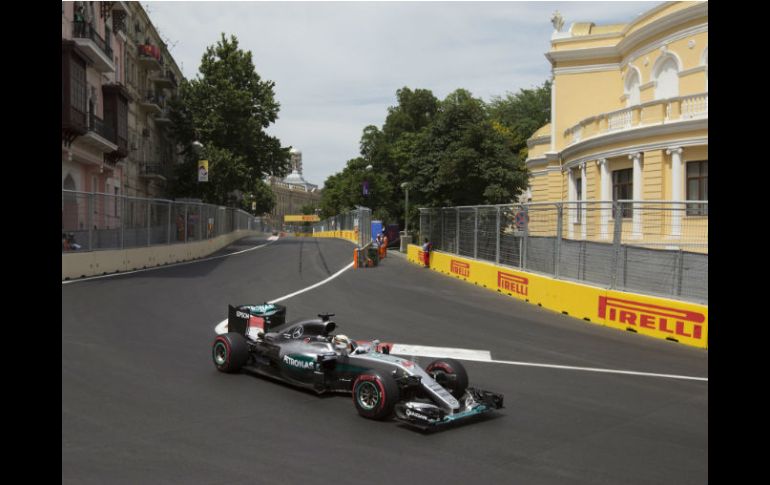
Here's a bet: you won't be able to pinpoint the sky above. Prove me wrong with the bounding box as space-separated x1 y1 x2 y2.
145 1 660 188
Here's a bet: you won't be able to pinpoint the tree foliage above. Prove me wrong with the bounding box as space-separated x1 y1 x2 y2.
320 81 551 230
167 34 290 213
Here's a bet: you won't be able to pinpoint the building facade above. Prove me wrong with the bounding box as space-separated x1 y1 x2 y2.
62 0 131 227
526 2 707 248
123 2 184 198
265 149 321 227
62 1 183 210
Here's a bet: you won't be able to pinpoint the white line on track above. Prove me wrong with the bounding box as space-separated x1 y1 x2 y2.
384 346 706 382
389 344 492 362
214 261 355 334
62 236 279 285
475 359 708 382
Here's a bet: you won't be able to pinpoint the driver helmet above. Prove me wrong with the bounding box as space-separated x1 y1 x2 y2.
333 334 352 351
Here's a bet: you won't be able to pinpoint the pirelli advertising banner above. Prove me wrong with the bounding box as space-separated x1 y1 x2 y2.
284 215 321 222
407 245 708 349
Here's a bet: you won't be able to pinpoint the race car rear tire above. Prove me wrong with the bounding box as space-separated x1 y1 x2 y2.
352 371 399 420
426 358 469 399
212 332 249 373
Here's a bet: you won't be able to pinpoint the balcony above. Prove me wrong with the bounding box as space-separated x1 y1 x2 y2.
139 163 168 182
72 22 114 73
154 107 172 125
564 92 708 148
137 44 162 70
138 92 163 115
62 106 88 144
79 113 118 154
149 69 178 90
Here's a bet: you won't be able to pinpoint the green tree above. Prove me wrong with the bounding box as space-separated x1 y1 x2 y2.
406 89 528 215
167 34 290 213
487 80 552 159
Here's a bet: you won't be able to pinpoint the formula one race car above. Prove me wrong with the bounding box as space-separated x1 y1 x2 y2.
212 303 504 429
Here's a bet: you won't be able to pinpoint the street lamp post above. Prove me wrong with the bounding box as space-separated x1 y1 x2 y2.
400 182 410 252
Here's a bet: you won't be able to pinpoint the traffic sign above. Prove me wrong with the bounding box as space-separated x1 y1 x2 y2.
515 211 529 229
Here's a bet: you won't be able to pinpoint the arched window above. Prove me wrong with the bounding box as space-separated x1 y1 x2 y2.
624 68 641 107
653 54 679 100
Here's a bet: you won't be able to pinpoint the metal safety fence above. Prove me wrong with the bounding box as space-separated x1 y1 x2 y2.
312 206 372 248
419 201 708 304
62 190 274 252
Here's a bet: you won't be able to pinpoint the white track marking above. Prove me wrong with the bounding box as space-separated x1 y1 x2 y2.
214 261 355 333
479 359 708 382
389 344 492 362
269 262 354 304
62 238 277 285
388 346 706 381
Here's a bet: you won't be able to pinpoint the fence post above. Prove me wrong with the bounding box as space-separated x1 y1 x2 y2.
88 193 93 251
455 208 460 255
147 200 151 247
167 202 171 244
495 206 500 265
675 250 684 296
440 209 444 251
610 202 623 289
184 204 188 243
198 206 203 241
474 207 478 259
522 205 529 270
120 195 125 249
555 204 563 278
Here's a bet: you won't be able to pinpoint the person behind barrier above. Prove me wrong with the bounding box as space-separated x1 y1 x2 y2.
421 238 432 268
380 229 388 258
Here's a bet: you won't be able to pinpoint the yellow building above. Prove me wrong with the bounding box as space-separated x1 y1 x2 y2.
526 2 707 251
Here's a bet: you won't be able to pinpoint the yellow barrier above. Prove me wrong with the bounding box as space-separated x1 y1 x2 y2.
407 244 708 349
312 230 359 244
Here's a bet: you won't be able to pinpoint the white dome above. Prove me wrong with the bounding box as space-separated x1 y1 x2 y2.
289 148 301 155
284 170 305 183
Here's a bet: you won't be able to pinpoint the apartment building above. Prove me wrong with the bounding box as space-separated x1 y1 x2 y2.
62 1 183 211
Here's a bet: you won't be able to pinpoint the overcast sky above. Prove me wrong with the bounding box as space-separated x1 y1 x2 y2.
146 1 659 187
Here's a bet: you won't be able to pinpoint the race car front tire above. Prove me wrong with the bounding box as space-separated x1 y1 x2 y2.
352 371 399 420
426 358 469 399
212 332 249 373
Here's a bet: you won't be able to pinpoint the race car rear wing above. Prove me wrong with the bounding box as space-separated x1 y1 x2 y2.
228 303 287 336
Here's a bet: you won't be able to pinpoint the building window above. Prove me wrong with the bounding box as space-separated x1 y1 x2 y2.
575 176 582 223
686 161 708 216
625 69 641 107
71 58 87 115
653 56 679 100
612 168 633 218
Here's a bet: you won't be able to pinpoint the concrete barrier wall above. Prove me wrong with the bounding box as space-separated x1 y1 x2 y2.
62 230 263 280
408 245 708 349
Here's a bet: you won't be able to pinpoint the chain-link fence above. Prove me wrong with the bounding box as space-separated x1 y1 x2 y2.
312 206 372 248
62 190 274 252
419 201 708 304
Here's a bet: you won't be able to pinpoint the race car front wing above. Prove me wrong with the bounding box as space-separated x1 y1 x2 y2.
394 387 504 429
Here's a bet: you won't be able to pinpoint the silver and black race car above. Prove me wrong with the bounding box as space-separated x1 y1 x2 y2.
212 303 504 429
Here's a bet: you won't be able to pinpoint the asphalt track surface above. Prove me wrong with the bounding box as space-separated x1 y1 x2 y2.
62 236 708 484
